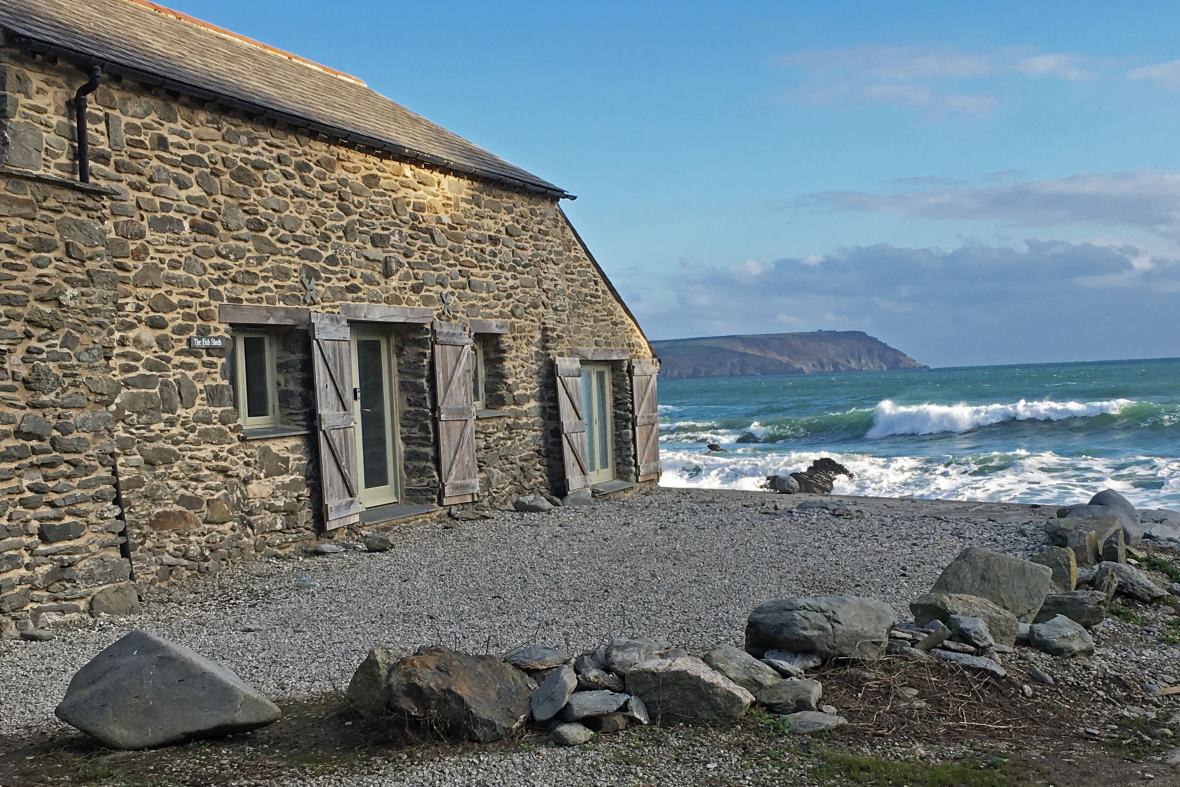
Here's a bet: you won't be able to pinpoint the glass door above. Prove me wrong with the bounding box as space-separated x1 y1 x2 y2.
351 330 398 507
580 364 615 485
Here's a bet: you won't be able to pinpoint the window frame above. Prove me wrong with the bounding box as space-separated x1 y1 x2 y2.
471 336 487 411
234 331 280 428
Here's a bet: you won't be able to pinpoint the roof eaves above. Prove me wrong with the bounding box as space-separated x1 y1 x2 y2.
2 27 574 201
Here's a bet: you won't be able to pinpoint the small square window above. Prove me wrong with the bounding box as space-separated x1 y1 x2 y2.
235 332 278 427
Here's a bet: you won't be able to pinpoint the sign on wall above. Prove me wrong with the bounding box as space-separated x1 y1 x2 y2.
188 336 228 350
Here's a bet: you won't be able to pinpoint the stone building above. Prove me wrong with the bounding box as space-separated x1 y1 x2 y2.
0 0 659 635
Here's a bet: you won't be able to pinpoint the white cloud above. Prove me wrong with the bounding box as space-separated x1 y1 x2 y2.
800 171 1180 239
1129 59 1180 89
780 45 1095 116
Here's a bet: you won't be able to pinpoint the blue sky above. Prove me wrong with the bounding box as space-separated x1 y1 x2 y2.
167 1 1180 367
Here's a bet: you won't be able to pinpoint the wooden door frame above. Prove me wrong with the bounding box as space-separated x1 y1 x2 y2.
582 362 616 485
350 327 401 508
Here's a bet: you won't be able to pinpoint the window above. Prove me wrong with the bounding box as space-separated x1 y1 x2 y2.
234 332 278 427
471 337 487 410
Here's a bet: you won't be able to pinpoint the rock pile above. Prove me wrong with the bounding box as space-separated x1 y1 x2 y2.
345 626 865 746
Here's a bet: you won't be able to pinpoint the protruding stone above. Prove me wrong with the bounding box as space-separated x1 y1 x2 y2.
1030 547 1078 592
89 583 141 617
531 664 577 722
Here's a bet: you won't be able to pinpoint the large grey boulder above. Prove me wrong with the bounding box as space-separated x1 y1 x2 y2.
1034 590 1107 628
909 592 1019 646
380 647 533 742
1028 615 1095 657
947 615 994 649
745 596 897 659
930 547 1052 622
531 664 577 722
626 656 753 723
1094 562 1167 603
702 643 783 694
1090 489 1139 522
55 631 280 749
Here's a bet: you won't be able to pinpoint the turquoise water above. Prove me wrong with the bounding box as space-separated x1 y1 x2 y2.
658 358 1180 508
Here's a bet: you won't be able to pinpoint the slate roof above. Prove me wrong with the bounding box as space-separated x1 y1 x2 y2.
0 0 568 197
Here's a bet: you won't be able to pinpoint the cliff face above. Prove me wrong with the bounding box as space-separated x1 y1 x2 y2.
652 331 926 379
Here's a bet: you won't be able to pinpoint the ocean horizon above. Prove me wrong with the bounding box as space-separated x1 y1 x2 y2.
657 356 1180 509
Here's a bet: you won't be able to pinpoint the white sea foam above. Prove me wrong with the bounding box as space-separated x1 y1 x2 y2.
866 398 1135 439
658 447 1180 508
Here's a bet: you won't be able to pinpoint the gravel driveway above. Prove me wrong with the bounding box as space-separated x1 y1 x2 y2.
0 487 1050 734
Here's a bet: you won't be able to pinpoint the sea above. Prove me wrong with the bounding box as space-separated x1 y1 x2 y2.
657 357 1180 509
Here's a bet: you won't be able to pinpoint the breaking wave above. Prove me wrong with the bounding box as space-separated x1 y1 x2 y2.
865 398 1137 438
658 448 1180 508
659 398 1158 445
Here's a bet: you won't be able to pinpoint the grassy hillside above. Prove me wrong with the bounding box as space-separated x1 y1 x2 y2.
652 330 926 379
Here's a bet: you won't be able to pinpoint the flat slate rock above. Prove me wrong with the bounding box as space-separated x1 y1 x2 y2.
930 649 1008 679
756 678 822 714
559 690 629 721
604 636 669 674
531 664 577 722
55 630 280 749
782 710 846 733
702 643 783 693
505 644 570 671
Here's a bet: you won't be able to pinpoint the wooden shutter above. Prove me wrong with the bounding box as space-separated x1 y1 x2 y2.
310 313 362 530
631 358 661 482
555 357 589 492
433 322 479 505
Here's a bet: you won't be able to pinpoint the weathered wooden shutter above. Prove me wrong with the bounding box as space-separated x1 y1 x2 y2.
433 322 479 505
310 313 362 530
631 358 661 482
555 357 589 492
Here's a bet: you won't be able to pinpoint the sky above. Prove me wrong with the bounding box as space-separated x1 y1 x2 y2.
165 0 1180 367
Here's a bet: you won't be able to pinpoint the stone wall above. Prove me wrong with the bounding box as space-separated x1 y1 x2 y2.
0 46 654 629
0 166 133 636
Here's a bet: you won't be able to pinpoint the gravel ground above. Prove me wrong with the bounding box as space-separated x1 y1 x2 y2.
0 487 1052 735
